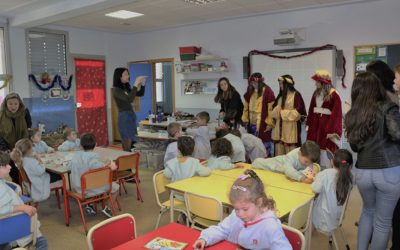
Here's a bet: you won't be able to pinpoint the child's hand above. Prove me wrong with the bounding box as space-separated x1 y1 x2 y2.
104 159 111 166
193 239 206 250
16 205 37 216
301 176 314 184
34 154 43 163
234 163 245 169
48 148 55 153
109 161 118 171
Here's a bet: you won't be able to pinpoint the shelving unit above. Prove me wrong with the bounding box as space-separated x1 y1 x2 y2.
176 57 228 95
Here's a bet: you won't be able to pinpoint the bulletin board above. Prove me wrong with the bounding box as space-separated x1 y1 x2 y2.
354 43 400 74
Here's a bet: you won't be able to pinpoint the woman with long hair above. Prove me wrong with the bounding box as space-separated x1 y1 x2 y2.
345 72 400 250
112 67 146 151
306 70 342 167
241 72 275 156
271 75 306 156
214 77 243 129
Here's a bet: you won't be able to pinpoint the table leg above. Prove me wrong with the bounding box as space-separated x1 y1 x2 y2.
60 174 69 226
170 191 174 223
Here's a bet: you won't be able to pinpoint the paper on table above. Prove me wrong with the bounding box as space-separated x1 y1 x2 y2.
144 237 187 250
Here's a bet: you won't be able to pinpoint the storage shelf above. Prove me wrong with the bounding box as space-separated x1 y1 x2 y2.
179 70 229 74
176 58 228 63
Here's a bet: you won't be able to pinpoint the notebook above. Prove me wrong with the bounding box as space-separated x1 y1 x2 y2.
145 237 187 250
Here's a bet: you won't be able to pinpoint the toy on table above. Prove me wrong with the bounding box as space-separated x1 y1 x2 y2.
302 166 316 180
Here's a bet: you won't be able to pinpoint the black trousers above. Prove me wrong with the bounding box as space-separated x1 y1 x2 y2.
9 160 20 184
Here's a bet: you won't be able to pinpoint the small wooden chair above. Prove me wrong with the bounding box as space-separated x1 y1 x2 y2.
153 170 188 229
19 167 61 209
87 213 136 250
114 153 143 202
67 167 117 233
184 191 223 230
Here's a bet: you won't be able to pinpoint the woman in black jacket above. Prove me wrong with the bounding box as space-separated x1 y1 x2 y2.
214 77 243 128
345 72 400 250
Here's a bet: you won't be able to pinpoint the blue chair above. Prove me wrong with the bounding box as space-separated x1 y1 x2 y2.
0 212 38 246
5 181 33 205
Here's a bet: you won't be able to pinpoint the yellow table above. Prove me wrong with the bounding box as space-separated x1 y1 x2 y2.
212 164 314 195
166 174 314 222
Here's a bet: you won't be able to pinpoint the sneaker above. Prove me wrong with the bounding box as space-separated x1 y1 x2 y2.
85 204 96 216
102 206 113 218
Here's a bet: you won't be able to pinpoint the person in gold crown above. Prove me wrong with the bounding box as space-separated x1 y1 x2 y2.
271 75 306 156
306 70 342 167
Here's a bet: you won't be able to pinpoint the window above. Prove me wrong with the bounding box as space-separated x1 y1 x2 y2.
27 30 67 75
0 28 7 102
155 62 163 103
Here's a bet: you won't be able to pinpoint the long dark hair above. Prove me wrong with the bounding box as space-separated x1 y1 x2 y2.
366 60 395 93
273 75 297 108
345 72 387 144
333 149 353 206
214 77 236 103
248 72 266 98
113 67 130 91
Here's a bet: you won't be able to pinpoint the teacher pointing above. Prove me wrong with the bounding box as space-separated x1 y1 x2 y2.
112 67 146 152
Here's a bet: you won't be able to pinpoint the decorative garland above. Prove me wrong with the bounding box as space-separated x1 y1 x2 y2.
56 74 73 91
29 74 73 91
247 44 347 88
29 74 56 91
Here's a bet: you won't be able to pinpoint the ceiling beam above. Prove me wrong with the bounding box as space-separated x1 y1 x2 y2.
10 0 138 28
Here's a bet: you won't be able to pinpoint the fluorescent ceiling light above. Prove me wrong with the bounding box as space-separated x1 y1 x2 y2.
105 10 143 19
184 0 225 5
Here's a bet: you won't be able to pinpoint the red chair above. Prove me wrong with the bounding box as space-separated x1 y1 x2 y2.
19 167 62 209
114 153 143 202
67 167 117 233
86 213 136 250
282 224 306 250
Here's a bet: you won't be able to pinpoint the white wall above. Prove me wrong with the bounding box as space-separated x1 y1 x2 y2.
9 25 129 139
126 0 400 111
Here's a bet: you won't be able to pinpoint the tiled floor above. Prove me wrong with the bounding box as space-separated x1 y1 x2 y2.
38 166 364 250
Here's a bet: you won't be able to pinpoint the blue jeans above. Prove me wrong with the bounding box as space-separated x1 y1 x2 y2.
355 166 400 250
0 236 47 250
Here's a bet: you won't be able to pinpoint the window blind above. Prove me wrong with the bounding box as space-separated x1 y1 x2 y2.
28 31 67 75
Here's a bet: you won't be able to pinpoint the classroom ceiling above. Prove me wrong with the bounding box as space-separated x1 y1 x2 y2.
2 0 375 33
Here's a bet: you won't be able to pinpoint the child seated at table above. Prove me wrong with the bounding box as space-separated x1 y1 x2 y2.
0 151 48 250
252 140 320 184
164 136 211 182
207 138 243 170
186 111 211 160
58 128 80 152
164 122 182 165
215 129 246 163
10 139 62 202
193 169 291 250
67 133 118 218
29 128 55 154
312 149 353 235
237 126 267 162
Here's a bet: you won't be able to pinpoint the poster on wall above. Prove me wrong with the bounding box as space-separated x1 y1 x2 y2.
354 43 400 75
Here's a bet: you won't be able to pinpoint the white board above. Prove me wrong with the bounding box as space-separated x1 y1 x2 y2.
250 49 336 110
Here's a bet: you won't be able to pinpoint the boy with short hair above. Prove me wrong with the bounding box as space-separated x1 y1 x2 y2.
58 128 81 151
186 112 211 160
253 140 320 183
67 133 119 217
164 122 182 165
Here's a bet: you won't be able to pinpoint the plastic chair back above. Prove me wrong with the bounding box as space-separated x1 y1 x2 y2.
282 224 306 250
87 213 136 250
153 170 171 207
184 192 223 222
288 198 314 231
0 213 37 246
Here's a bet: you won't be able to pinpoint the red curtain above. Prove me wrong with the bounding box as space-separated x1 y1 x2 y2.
75 59 108 146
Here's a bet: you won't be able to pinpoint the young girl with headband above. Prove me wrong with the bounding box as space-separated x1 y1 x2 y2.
193 169 291 250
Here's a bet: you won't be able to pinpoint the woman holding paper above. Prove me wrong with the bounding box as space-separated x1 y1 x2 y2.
112 68 146 152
